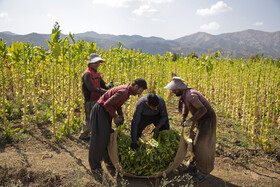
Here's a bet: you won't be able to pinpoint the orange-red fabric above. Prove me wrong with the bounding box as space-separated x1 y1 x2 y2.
82 67 105 101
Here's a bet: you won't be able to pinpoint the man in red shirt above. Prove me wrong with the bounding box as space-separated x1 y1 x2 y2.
89 78 147 174
79 53 113 140
165 77 217 183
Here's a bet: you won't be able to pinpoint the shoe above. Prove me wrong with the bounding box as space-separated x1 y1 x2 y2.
91 168 103 182
79 135 90 140
181 166 197 176
191 173 206 183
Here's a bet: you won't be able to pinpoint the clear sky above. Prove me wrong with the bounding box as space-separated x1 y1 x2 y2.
0 0 280 40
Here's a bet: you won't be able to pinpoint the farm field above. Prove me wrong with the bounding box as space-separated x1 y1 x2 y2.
0 25 280 186
0 98 279 186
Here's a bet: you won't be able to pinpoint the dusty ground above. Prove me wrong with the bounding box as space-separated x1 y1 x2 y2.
0 101 279 187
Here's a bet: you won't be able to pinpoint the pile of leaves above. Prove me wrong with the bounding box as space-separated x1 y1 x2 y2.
117 130 180 176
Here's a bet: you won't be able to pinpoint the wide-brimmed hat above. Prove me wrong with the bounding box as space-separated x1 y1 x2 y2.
164 77 190 90
87 53 105 65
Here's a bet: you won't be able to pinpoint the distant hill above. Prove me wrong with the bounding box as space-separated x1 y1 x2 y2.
1 29 279 58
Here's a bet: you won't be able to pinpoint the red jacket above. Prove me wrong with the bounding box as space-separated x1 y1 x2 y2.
82 67 106 102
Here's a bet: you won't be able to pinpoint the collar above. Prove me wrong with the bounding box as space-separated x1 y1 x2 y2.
180 89 189 101
88 66 97 72
128 85 133 96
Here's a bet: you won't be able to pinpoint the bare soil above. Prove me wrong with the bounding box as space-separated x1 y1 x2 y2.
0 101 279 187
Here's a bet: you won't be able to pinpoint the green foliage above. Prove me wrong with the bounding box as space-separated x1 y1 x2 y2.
59 118 82 136
187 52 199 59
0 123 20 142
0 23 279 152
0 102 23 124
172 53 181 61
117 130 180 176
0 39 8 58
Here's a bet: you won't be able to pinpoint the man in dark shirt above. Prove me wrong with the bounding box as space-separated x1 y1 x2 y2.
79 53 113 140
164 77 217 183
130 93 169 149
89 78 147 174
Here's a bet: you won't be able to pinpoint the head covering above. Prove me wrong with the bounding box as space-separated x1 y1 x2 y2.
164 77 190 90
87 53 105 65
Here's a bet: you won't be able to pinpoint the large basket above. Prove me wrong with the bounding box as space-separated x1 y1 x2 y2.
107 127 189 178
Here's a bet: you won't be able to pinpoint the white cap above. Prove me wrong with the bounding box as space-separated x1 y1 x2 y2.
87 53 105 65
164 77 190 90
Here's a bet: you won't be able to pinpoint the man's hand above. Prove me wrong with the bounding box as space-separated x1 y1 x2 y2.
114 115 124 127
130 142 139 150
152 126 160 139
182 119 193 127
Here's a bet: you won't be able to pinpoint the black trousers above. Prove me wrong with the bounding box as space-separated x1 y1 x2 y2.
88 103 112 170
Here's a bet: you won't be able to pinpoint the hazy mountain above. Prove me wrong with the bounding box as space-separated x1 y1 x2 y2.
174 32 215 45
0 29 279 58
0 32 52 48
218 30 280 57
174 30 280 58
1 31 17 35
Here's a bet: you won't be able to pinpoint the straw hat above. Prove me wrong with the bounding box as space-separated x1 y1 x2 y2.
164 77 190 90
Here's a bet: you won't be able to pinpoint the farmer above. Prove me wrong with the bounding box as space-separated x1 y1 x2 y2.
89 78 147 174
130 93 170 150
164 77 217 183
79 53 113 140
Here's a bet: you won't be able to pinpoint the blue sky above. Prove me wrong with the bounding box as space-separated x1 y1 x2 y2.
0 0 280 40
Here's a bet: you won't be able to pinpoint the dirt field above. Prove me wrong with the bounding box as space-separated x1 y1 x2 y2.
0 103 279 187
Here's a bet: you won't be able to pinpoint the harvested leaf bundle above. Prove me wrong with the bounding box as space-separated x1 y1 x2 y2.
117 130 180 176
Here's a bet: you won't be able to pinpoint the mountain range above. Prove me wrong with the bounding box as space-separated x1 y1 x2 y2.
0 29 279 58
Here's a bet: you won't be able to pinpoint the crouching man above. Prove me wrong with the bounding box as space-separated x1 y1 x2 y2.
130 93 170 150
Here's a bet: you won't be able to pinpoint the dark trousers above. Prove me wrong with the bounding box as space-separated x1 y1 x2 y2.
135 114 169 140
89 103 112 170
